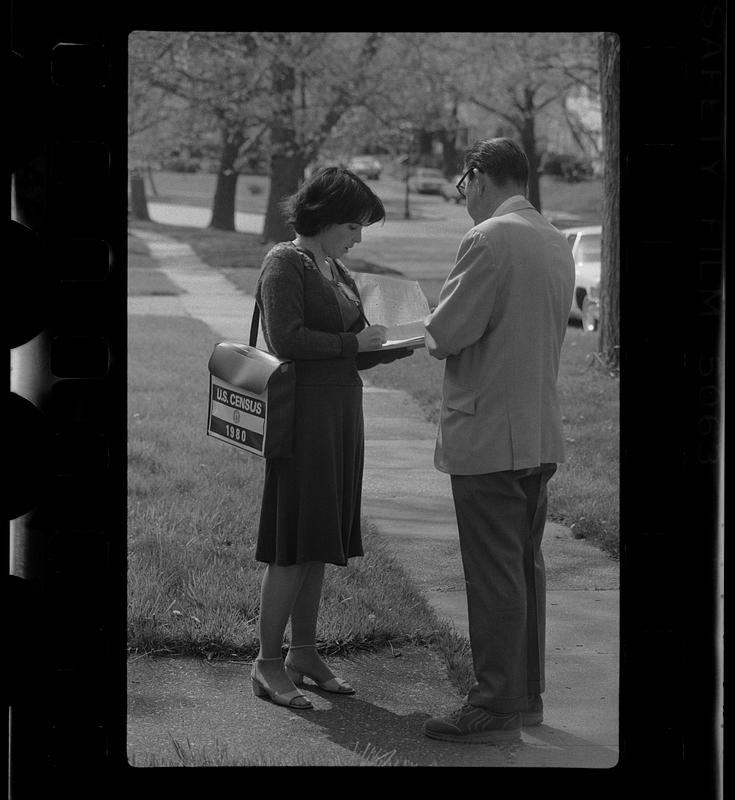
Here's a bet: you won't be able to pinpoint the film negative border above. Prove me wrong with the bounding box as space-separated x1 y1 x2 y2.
9 4 725 795
9 10 129 794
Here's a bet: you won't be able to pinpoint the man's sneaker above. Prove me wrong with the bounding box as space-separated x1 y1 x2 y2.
423 704 521 744
521 694 543 727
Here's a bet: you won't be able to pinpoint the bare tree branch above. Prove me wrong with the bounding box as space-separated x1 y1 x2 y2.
468 95 520 127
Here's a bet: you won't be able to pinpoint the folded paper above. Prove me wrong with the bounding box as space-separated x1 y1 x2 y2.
351 272 430 350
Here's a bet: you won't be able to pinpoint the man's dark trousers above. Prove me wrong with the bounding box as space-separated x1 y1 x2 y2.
451 463 557 713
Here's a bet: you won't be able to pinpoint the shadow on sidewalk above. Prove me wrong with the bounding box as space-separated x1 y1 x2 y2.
295 690 521 767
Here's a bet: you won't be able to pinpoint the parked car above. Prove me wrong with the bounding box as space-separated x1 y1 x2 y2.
561 225 602 328
348 155 382 180
439 174 465 203
409 167 446 194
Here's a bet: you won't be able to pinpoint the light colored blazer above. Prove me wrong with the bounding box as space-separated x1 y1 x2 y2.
425 196 575 475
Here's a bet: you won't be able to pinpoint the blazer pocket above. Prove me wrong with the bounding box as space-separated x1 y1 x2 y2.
444 380 477 415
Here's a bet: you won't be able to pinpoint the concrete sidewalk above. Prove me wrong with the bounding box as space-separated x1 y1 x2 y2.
127 227 619 768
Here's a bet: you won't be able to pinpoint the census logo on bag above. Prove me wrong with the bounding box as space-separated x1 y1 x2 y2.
207 342 295 458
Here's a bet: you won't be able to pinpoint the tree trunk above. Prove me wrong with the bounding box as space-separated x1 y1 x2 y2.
129 169 150 221
262 53 303 244
263 153 304 243
210 169 238 231
598 32 620 371
417 128 433 165
520 115 542 213
441 128 459 177
146 165 158 198
210 131 244 232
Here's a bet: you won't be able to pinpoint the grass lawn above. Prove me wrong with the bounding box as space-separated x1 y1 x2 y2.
130 738 417 767
539 176 603 227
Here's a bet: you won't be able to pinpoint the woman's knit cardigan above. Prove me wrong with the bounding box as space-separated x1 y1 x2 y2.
255 242 409 386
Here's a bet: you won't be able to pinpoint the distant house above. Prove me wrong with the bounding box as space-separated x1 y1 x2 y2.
545 87 603 176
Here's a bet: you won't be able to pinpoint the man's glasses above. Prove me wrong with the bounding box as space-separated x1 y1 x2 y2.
455 167 475 199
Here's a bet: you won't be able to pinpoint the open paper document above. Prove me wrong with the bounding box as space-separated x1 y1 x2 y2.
351 272 430 350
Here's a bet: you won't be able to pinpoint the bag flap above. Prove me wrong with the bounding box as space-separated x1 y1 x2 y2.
208 342 290 395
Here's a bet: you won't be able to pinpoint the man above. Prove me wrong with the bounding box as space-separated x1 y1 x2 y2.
423 138 575 744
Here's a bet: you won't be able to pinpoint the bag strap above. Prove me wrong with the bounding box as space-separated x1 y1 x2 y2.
250 243 303 349
249 302 260 347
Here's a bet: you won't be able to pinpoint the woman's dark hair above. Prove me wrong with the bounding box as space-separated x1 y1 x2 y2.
280 166 385 236
463 137 529 188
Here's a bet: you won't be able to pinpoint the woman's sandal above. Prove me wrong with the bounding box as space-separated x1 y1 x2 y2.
251 657 313 709
284 644 356 695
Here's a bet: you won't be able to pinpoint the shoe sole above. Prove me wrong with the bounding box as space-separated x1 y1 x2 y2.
521 713 543 726
423 728 521 745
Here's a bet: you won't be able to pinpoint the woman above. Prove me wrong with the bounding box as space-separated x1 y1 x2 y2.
251 167 412 709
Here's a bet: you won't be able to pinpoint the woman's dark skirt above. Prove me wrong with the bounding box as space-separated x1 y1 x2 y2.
255 384 365 566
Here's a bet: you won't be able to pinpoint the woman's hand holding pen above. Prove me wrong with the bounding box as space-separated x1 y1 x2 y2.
356 325 387 351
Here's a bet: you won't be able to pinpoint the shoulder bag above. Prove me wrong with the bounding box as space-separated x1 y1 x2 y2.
206 303 296 459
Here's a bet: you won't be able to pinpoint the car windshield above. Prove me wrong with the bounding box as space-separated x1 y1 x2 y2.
578 234 601 263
